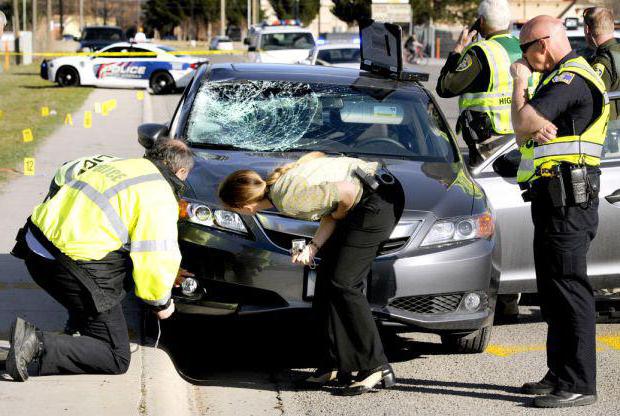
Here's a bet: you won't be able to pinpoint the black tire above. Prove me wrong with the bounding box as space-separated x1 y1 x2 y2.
150 71 175 95
56 66 80 87
440 325 492 354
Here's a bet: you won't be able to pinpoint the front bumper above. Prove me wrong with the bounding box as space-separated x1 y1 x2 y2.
175 218 500 333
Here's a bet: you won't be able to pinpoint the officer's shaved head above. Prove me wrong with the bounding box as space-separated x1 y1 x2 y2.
520 16 572 71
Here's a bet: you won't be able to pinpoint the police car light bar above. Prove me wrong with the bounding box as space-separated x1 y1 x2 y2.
359 20 428 82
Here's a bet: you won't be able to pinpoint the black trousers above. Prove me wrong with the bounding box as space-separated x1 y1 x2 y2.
531 189 599 395
25 252 131 376
313 188 397 372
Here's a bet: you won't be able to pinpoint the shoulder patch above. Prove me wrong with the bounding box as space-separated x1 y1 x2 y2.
456 54 473 72
593 63 605 78
552 72 575 84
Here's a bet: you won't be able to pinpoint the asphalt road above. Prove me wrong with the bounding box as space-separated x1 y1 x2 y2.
150 63 619 416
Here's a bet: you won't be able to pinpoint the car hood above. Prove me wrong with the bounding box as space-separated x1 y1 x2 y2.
185 150 482 218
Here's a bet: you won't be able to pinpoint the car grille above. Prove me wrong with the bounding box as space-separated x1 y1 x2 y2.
389 294 463 314
263 229 409 256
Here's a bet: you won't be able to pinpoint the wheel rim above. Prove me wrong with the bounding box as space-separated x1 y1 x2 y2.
59 69 77 86
152 74 171 93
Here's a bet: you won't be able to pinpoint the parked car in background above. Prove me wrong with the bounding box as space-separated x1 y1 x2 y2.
139 62 502 354
470 90 620 299
210 36 234 51
246 25 315 64
76 26 126 52
41 42 204 94
302 43 361 68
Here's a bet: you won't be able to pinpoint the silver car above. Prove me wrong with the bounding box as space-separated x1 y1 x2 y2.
472 90 620 296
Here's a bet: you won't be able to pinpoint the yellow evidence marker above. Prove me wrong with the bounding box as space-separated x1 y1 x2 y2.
41 106 50 117
136 91 145 101
64 113 74 126
24 158 35 176
83 111 93 128
22 128 33 143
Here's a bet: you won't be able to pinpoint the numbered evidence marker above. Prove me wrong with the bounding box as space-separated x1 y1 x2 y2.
83 111 93 128
22 128 34 143
41 106 50 117
102 99 118 116
136 91 145 101
64 113 73 126
24 158 35 176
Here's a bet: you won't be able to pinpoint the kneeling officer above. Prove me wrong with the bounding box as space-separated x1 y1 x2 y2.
6 139 194 381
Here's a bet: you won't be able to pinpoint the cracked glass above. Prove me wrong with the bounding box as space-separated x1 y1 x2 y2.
186 79 456 161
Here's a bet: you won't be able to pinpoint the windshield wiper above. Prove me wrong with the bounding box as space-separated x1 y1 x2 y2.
188 142 250 151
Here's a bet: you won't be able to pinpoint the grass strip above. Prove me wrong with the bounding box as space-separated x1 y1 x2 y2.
0 62 93 182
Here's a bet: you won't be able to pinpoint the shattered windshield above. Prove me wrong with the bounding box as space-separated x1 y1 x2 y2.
186 80 456 161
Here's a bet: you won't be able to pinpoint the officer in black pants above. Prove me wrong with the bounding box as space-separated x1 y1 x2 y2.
510 16 610 408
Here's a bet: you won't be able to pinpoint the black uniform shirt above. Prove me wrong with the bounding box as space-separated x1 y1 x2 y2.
528 51 600 137
589 38 619 90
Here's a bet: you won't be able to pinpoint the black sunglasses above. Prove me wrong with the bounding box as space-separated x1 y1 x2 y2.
520 36 550 53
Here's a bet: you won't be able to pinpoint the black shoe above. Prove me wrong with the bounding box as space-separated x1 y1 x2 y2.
521 373 557 395
295 368 352 388
534 390 597 408
6 317 44 382
340 364 396 396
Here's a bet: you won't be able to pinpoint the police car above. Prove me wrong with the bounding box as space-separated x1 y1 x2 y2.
40 42 205 94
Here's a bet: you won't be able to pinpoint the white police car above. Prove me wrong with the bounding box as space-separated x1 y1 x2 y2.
40 42 205 94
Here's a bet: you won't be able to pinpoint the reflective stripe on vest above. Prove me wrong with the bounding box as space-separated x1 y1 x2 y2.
517 56 610 183
458 34 520 135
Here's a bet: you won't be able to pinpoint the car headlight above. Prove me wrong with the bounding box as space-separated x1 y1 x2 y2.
179 199 248 234
421 211 494 247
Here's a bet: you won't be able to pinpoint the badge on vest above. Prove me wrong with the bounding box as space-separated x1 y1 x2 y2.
456 54 473 72
552 72 575 84
592 63 605 78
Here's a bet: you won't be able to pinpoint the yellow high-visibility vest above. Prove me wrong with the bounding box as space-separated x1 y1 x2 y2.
517 56 610 184
458 34 521 135
32 158 181 307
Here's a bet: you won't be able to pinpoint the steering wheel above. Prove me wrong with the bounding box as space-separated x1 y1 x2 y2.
354 137 408 151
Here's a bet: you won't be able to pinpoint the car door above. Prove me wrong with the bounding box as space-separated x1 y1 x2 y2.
91 46 132 87
473 92 620 294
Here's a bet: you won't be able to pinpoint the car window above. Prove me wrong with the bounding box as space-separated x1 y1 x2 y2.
261 33 315 51
317 48 360 64
603 97 620 159
129 47 156 59
96 46 129 57
83 28 124 41
185 80 457 162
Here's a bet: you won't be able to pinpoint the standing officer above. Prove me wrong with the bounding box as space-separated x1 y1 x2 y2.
511 16 609 408
584 7 619 119
6 139 194 381
437 0 520 166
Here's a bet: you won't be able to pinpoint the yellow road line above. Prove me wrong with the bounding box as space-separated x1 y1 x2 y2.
486 334 619 357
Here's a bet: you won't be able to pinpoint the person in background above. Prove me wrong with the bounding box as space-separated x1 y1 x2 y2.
218 152 402 396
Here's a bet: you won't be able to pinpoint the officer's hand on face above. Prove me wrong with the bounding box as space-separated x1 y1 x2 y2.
174 268 195 287
454 27 478 54
292 244 318 266
532 123 558 144
156 299 175 320
510 58 532 81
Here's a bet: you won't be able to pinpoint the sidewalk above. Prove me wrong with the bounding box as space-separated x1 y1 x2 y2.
0 88 197 415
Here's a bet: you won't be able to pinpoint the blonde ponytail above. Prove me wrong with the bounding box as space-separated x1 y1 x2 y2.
265 151 326 186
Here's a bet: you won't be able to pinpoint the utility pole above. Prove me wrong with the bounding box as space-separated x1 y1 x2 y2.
220 0 225 36
79 0 83 31
33 0 37 52
46 0 51 49
60 0 64 35
247 0 251 30
13 0 21 34
22 0 26 31
104 0 108 25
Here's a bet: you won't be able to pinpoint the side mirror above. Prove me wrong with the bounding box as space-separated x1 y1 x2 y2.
248 46 256 52
73 36 80 42
606 189 620 205
492 148 521 178
138 123 169 149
